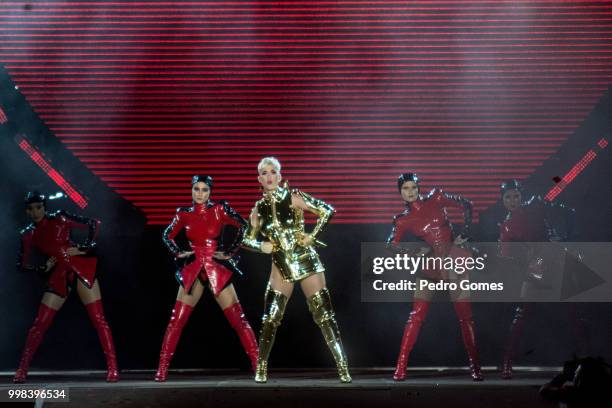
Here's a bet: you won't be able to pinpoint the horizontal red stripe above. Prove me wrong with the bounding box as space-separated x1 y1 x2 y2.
5 38 612 45
66 144 560 150
94 169 538 175
7 64 612 71
34 108 589 116
0 1 607 6
2 4 611 11
74 156 558 161
4 17 612 24
14 78 612 86
5 11 612 18
85 162 544 168
4 23 612 32
108 181 508 188
41 119 581 125
5 35 612 43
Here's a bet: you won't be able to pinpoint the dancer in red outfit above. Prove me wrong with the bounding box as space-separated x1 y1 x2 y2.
154 175 258 382
388 173 483 381
14 192 118 383
497 179 587 379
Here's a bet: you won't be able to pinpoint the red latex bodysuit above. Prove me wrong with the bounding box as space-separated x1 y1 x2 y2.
388 189 471 280
388 188 482 381
499 196 549 256
162 200 246 295
19 210 100 297
155 199 258 381
14 210 118 383
499 196 587 379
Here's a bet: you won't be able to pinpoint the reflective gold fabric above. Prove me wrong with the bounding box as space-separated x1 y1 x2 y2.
255 284 288 383
242 186 334 282
306 288 351 383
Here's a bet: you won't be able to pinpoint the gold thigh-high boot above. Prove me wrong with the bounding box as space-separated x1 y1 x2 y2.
255 284 288 383
306 287 352 383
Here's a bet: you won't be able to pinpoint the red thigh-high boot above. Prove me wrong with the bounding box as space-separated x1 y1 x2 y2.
453 300 483 381
13 303 58 383
223 303 259 372
393 299 430 381
85 300 119 382
155 300 194 382
501 304 530 379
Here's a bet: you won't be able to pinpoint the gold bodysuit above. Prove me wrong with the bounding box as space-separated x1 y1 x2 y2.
242 186 334 282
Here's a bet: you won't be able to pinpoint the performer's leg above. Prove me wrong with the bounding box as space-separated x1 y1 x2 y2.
393 284 432 381
302 273 351 383
215 284 259 372
255 264 292 383
568 303 591 357
501 303 530 379
452 298 483 381
78 279 119 382
14 292 66 383
154 279 205 382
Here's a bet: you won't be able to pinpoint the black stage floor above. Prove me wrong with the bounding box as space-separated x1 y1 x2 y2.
0 367 558 408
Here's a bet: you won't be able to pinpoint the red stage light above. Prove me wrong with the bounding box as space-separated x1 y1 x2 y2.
16 137 88 209
0 107 7 124
544 138 608 202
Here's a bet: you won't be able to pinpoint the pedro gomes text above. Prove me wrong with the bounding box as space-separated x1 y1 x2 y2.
371 253 504 292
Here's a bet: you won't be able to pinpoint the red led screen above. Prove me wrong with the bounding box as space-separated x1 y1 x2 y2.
17 137 89 209
544 137 608 202
2 1 612 224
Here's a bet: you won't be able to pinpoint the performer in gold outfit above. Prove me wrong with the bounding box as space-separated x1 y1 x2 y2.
242 157 351 383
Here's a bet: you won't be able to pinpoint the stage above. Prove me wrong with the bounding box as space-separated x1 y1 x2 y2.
0 367 557 407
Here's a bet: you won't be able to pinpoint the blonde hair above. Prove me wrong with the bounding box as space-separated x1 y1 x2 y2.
257 157 281 174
